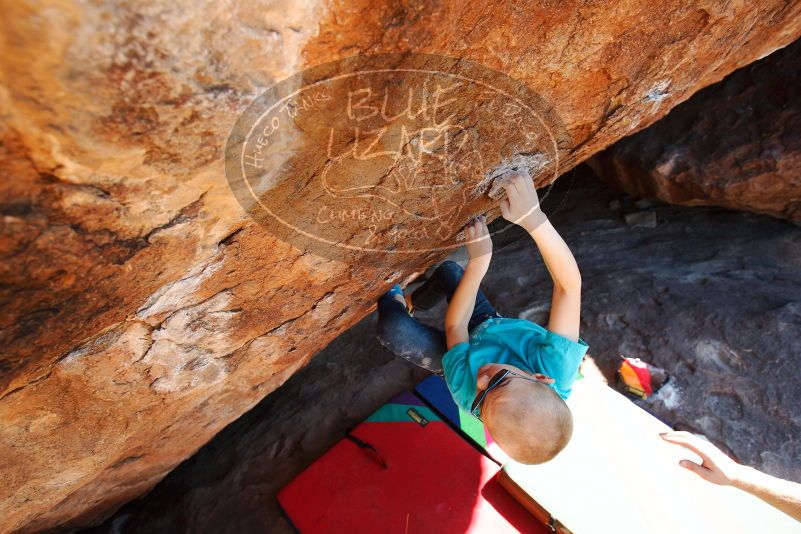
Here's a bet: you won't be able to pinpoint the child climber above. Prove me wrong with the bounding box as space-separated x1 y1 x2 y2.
377 171 587 464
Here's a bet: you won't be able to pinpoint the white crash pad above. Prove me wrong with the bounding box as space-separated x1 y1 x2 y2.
500 377 800 534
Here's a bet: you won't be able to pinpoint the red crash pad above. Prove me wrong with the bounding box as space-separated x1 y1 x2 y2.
277 390 546 533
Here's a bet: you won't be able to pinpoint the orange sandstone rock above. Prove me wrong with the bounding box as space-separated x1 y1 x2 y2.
1 0 800 531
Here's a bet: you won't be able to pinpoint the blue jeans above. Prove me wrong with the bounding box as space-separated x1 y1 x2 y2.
376 261 501 373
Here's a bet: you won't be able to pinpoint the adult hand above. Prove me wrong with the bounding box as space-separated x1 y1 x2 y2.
499 171 546 232
660 431 746 486
464 216 492 265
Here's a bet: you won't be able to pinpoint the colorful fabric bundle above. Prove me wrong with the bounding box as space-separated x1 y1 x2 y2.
617 356 669 400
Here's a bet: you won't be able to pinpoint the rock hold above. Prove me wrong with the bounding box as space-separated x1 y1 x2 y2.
483 153 550 200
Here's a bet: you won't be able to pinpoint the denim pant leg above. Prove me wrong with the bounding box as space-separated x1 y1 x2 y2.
376 293 447 373
412 261 501 332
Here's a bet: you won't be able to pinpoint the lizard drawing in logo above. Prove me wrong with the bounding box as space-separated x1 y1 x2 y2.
226 55 564 259
320 113 485 241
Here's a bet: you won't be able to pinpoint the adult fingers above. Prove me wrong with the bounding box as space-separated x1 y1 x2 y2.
660 432 712 464
660 431 700 449
661 430 695 442
679 459 714 482
666 430 719 455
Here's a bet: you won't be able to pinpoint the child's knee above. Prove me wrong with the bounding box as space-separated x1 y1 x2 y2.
437 260 464 278
434 260 464 287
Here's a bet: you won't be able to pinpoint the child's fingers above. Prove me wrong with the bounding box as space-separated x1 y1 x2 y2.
513 171 533 192
501 177 520 197
500 199 510 219
466 216 490 241
523 176 535 194
472 220 480 238
502 181 519 198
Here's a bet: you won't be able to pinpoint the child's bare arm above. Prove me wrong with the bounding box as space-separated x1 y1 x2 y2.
499 173 582 341
444 217 492 349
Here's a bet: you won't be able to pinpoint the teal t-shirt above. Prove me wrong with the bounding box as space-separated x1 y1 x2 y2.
442 317 589 413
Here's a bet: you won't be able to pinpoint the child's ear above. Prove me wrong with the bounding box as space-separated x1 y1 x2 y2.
534 373 555 385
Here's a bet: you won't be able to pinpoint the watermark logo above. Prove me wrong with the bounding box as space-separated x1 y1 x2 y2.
225 53 568 263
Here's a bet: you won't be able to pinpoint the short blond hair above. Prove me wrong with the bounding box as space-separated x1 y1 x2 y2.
485 381 573 464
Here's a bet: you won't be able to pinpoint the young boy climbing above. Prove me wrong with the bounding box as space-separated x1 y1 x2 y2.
377 171 587 464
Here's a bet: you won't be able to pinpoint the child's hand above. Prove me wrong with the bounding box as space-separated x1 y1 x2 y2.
499 172 546 232
464 216 492 267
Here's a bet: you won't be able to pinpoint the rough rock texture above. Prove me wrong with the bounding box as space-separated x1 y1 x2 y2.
87 171 801 533
2 1 801 531
590 37 801 220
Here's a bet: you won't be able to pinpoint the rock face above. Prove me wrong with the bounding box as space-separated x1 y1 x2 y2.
87 172 801 533
2 1 801 531
590 37 801 220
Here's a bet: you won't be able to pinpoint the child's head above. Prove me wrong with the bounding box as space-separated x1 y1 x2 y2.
476 364 573 464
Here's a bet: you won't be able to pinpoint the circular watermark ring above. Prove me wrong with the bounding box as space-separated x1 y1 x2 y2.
225 53 569 264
